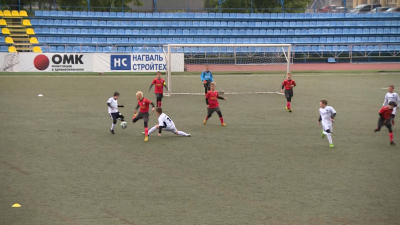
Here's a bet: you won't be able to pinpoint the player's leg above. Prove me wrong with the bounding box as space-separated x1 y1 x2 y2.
322 123 333 147
216 107 225 126
391 107 397 125
110 113 118 134
170 126 190 137
384 120 395 145
204 82 208 94
143 113 150 142
147 125 158 136
375 118 384 132
158 94 163 108
132 112 143 123
117 112 125 121
285 90 293 112
204 108 215 124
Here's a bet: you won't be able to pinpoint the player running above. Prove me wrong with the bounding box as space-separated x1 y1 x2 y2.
318 100 336 148
200 64 214 95
143 108 191 137
281 72 296 112
149 71 169 108
132 91 155 142
204 82 227 126
375 101 397 145
383 85 399 125
107 91 125 134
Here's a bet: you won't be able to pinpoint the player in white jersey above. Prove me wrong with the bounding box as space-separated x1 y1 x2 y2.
383 85 400 125
144 108 190 137
318 100 337 148
107 91 125 134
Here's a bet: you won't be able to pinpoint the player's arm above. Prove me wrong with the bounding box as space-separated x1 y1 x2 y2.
210 72 214 82
217 93 227 100
200 71 205 82
163 81 169 91
118 104 124 107
383 95 388 106
149 84 154 92
318 115 322 123
134 104 139 114
149 101 155 111
291 80 296 88
281 81 286 93
205 93 209 105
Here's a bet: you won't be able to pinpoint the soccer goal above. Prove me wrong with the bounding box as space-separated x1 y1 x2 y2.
163 44 291 95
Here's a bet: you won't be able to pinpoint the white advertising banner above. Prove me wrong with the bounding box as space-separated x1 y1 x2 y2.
0 52 19 72
19 53 93 72
93 53 184 73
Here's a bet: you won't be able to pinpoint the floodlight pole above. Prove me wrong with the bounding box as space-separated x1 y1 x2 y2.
122 0 124 12
251 0 253 13
154 0 157 12
87 0 90 11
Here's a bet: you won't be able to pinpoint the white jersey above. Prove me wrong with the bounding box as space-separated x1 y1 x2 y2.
107 97 118 113
158 113 175 129
319 106 336 126
383 92 399 106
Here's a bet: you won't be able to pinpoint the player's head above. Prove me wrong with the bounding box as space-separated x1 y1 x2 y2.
113 91 120 99
205 64 209 72
156 71 161 79
388 85 394 93
210 82 216 91
136 91 143 100
320 100 328 108
287 72 292 80
388 101 397 109
156 107 162 116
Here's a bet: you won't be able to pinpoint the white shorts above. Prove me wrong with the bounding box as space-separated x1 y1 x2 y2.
322 122 333 133
163 125 177 133
393 107 397 115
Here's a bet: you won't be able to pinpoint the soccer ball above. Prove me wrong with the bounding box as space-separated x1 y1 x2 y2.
120 121 127 129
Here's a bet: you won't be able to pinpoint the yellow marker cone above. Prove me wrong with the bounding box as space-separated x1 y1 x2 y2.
12 203 21 208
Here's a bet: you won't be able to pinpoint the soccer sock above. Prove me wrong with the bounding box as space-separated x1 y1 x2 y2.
323 131 328 135
220 117 224 124
288 102 291 109
145 127 149 136
111 123 115 130
159 101 162 107
286 102 290 109
205 116 209 121
148 126 157 135
178 131 189 136
389 132 393 142
327 133 333 144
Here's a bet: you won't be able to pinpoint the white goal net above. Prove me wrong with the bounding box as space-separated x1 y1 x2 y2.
163 44 291 95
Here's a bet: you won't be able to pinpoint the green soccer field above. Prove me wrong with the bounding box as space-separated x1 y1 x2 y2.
1 72 400 225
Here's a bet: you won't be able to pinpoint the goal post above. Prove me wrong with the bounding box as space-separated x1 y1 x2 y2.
163 44 292 96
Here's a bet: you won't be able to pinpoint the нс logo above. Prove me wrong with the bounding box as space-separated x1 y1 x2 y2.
34 54 50 71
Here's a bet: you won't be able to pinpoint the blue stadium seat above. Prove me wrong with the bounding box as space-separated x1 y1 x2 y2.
218 29 225 35
80 28 88 34
56 46 65 52
302 29 309 35
333 37 340 43
327 37 334 43
267 29 273 35
368 37 376 42
259 30 266 35
73 28 80 34
355 37 362 43
49 46 57 52
47 20 54 25
70 20 77 26
335 29 342 34
276 21 282 27
43 11 50 16
50 28 57 34
42 27 50 34
83 37 91 43
295 29 301 35
320 37 327 43
37 37 46 43
34 11 43 16
76 37 83 43
39 19 46 25
281 29 288 35
312 37 319 43
322 29 328 34
46 37 54 43
72 11 80 17
176 29 183 35
363 28 370 34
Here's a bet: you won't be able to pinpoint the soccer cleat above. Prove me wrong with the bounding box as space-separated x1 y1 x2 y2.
144 136 148 142
203 119 207 125
321 130 325 138
188 134 191 137
221 123 226 126
286 107 289 111
374 129 379 132
132 113 137 121
390 141 396 145
111 130 115 134
329 143 334 148
289 108 292 113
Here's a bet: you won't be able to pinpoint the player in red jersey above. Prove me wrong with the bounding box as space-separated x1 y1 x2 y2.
203 82 227 126
149 71 169 108
280 72 296 112
375 101 397 145
132 91 155 142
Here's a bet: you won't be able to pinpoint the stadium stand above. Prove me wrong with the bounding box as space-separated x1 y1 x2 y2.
0 11 399 58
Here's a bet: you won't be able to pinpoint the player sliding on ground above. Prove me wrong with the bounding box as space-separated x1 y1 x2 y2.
383 85 399 125
107 91 125 134
149 71 169 108
318 100 337 148
281 72 296 112
143 108 191 137
375 101 397 145
200 64 214 95
132 91 155 142
204 82 227 126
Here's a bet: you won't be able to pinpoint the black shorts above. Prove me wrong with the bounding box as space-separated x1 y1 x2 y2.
204 80 211 88
135 112 149 122
207 107 221 114
156 93 163 99
285 89 293 98
378 118 391 129
110 112 123 121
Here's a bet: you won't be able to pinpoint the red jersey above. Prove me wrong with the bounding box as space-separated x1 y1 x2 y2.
151 78 165 94
205 91 220 108
282 79 296 90
138 98 152 113
379 106 393 119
